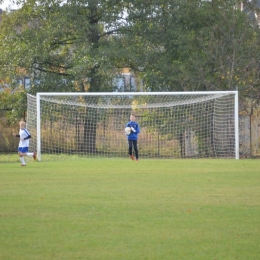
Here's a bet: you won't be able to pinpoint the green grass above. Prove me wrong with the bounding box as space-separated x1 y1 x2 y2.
0 158 260 260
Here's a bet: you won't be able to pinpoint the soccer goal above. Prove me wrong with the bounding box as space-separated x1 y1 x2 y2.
27 91 239 161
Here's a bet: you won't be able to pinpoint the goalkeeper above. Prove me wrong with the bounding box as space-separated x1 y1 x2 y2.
126 113 140 161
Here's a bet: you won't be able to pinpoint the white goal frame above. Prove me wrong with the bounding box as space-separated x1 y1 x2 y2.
33 91 239 161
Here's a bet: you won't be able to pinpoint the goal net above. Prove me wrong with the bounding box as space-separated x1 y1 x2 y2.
27 91 239 161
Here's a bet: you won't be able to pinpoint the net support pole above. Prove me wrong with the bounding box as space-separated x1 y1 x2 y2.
234 91 239 159
36 93 41 161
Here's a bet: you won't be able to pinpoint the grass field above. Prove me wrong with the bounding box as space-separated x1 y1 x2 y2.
0 157 260 260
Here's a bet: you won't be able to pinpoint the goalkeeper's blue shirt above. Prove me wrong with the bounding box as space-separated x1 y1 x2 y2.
126 121 140 140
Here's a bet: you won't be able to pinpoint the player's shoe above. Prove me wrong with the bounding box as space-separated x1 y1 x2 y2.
33 151 37 160
21 164 26 166
136 159 139 162
130 155 134 160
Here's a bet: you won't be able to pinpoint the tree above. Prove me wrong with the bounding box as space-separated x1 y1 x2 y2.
1 0 260 152
119 0 260 156
0 0 135 91
120 0 260 101
0 0 132 152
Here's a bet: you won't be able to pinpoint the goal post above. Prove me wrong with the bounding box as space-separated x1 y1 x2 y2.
27 91 239 161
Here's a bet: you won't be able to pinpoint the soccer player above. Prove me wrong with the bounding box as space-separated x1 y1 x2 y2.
13 120 36 166
126 113 140 161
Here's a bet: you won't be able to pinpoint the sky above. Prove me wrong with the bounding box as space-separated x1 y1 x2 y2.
0 0 20 10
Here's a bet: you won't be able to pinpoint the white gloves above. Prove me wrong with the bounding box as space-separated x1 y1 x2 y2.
131 127 136 132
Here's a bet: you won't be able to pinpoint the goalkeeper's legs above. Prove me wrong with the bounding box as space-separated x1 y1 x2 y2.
128 140 134 160
133 140 139 160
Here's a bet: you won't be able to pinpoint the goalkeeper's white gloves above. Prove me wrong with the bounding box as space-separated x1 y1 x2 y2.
131 127 136 132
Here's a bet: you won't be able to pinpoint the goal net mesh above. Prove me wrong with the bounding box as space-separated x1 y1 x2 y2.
27 92 237 160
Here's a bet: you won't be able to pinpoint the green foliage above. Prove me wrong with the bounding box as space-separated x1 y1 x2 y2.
1 0 260 107
0 89 27 124
0 90 26 152
123 0 260 95
0 0 128 93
